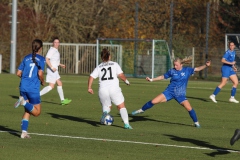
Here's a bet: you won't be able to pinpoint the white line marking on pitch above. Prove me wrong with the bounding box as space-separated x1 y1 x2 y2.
0 130 238 153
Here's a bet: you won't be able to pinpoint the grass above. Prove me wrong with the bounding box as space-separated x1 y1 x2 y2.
1 73 240 160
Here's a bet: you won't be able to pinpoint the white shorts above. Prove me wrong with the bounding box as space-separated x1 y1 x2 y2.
46 68 61 84
98 86 124 107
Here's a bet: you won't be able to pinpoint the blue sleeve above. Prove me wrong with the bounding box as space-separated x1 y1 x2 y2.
163 69 172 79
222 50 229 59
18 57 25 71
188 67 195 76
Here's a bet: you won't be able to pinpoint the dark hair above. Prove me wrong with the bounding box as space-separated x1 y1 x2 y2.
101 48 110 62
229 41 234 46
52 37 59 42
32 39 43 70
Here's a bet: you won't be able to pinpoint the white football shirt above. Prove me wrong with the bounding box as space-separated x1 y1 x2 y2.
90 61 123 89
46 47 60 69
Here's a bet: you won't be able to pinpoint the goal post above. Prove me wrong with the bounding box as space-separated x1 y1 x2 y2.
96 38 171 78
225 34 240 51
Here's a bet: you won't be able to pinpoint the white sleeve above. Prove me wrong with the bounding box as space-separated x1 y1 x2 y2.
46 48 54 59
90 67 99 79
115 63 123 74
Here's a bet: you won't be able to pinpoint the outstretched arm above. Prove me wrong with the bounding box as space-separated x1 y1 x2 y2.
194 60 211 72
146 75 165 82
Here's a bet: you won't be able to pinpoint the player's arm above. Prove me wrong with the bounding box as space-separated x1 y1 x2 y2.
16 70 22 78
59 64 66 68
88 76 94 94
38 70 45 86
221 58 235 65
45 57 56 72
146 75 164 82
194 60 211 72
118 73 130 85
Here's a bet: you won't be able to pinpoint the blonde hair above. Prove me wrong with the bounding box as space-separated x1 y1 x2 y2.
174 56 193 64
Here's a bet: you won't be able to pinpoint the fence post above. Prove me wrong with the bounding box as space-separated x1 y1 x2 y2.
75 45 79 74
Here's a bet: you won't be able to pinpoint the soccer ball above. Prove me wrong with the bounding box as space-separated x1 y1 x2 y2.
103 114 114 125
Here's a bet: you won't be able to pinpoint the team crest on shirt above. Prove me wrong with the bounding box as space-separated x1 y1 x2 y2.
181 72 185 76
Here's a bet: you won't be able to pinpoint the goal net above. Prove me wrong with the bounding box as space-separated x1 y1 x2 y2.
96 38 171 78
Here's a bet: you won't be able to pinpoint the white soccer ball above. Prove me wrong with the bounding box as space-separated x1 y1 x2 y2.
103 114 114 125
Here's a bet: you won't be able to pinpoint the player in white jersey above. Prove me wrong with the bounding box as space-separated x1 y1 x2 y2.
88 48 132 129
132 56 211 128
40 37 72 105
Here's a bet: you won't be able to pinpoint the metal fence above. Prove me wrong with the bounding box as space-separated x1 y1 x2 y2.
42 43 121 74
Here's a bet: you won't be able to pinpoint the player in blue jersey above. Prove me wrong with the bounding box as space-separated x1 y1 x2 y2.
209 41 239 103
14 39 45 138
132 56 211 128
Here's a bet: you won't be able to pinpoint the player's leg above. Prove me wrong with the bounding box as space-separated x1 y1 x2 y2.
55 73 71 105
16 92 42 117
40 68 55 96
99 89 111 124
180 99 200 128
111 87 132 129
132 92 168 115
229 74 239 103
210 66 229 103
21 112 31 138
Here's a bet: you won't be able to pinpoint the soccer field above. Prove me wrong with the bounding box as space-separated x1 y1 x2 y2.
0 74 240 160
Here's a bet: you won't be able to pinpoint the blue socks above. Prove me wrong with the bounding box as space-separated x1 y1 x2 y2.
231 87 237 97
188 109 198 123
24 102 34 112
213 87 221 96
21 119 29 131
142 101 154 111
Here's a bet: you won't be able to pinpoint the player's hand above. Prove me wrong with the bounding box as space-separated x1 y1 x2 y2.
124 79 130 85
60 64 66 68
51 67 57 72
205 60 211 67
88 88 94 94
41 81 45 86
146 77 153 82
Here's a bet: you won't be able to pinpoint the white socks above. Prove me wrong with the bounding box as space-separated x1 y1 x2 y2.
40 86 52 96
120 108 129 124
102 106 111 113
57 86 64 101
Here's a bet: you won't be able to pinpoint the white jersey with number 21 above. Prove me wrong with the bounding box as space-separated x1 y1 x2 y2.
90 61 123 89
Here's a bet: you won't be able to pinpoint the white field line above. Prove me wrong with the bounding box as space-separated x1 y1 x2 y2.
0 130 238 153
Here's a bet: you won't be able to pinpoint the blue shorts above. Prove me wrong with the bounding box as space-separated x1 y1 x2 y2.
222 65 236 78
20 91 41 105
162 90 187 104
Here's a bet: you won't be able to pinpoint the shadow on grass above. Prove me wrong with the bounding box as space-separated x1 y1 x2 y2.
0 126 20 137
9 95 19 99
187 95 230 103
163 134 240 157
129 115 192 127
47 112 100 127
47 112 124 129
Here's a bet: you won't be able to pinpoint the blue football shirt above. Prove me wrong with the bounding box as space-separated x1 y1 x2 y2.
18 53 45 93
163 67 194 96
223 49 236 66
